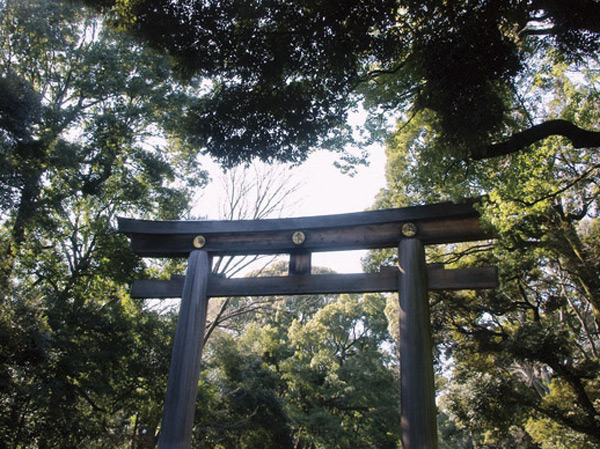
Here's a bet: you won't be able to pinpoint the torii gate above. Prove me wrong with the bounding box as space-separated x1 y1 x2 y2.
118 199 497 449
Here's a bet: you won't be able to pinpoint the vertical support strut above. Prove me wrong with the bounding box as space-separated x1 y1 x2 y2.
158 250 210 449
398 238 439 449
289 250 312 275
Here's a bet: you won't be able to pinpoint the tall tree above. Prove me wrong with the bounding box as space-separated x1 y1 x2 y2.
0 1 205 447
202 162 302 341
369 57 600 446
192 289 401 449
282 292 401 449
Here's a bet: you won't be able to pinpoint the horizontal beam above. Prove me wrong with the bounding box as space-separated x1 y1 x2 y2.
118 200 491 257
119 200 481 235
130 266 498 298
124 217 488 257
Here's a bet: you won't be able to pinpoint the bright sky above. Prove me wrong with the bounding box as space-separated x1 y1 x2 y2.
294 148 387 273
194 145 388 274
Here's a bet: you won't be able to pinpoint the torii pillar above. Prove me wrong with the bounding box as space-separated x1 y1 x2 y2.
398 237 438 448
157 250 209 449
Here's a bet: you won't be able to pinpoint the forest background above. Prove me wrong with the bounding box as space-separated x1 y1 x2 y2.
1 0 600 448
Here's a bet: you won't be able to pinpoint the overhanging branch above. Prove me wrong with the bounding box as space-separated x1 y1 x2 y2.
472 120 600 160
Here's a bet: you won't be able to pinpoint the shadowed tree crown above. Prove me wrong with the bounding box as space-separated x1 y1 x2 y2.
79 0 600 166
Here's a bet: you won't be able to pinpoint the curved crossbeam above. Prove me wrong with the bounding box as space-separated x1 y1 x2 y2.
118 199 490 257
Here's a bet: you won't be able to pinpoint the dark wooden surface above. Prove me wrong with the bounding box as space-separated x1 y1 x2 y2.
118 200 491 257
119 200 480 234
130 266 497 298
123 217 488 257
158 251 209 449
398 239 439 449
289 251 312 275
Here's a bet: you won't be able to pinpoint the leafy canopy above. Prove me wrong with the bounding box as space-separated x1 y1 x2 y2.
0 0 206 446
80 0 600 166
369 50 600 447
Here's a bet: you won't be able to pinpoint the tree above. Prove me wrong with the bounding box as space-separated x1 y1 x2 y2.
209 162 301 278
0 1 205 447
282 293 401 449
369 56 600 446
193 289 401 449
192 330 295 449
201 162 302 341
0 0 205 268
79 0 599 166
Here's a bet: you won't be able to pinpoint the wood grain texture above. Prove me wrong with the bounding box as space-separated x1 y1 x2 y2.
289 251 312 275
158 251 209 449
119 201 491 257
118 200 479 234
124 217 488 257
398 239 439 449
130 266 498 298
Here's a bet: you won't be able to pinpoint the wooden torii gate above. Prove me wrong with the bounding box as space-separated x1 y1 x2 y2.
118 199 497 449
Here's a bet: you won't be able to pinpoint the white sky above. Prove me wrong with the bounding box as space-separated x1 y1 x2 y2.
294 148 387 273
194 145 388 274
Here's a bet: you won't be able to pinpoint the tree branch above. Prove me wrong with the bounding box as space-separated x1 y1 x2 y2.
472 120 600 160
531 0 600 34
519 26 557 36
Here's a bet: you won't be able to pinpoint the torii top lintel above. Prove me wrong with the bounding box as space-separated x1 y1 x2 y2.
118 199 490 258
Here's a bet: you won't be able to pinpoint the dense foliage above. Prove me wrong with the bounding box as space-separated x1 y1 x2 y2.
195 268 401 449
370 51 600 446
2 0 600 448
0 0 203 446
81 0 600 166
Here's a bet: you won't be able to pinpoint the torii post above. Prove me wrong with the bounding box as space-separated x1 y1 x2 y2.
118 199 497 449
